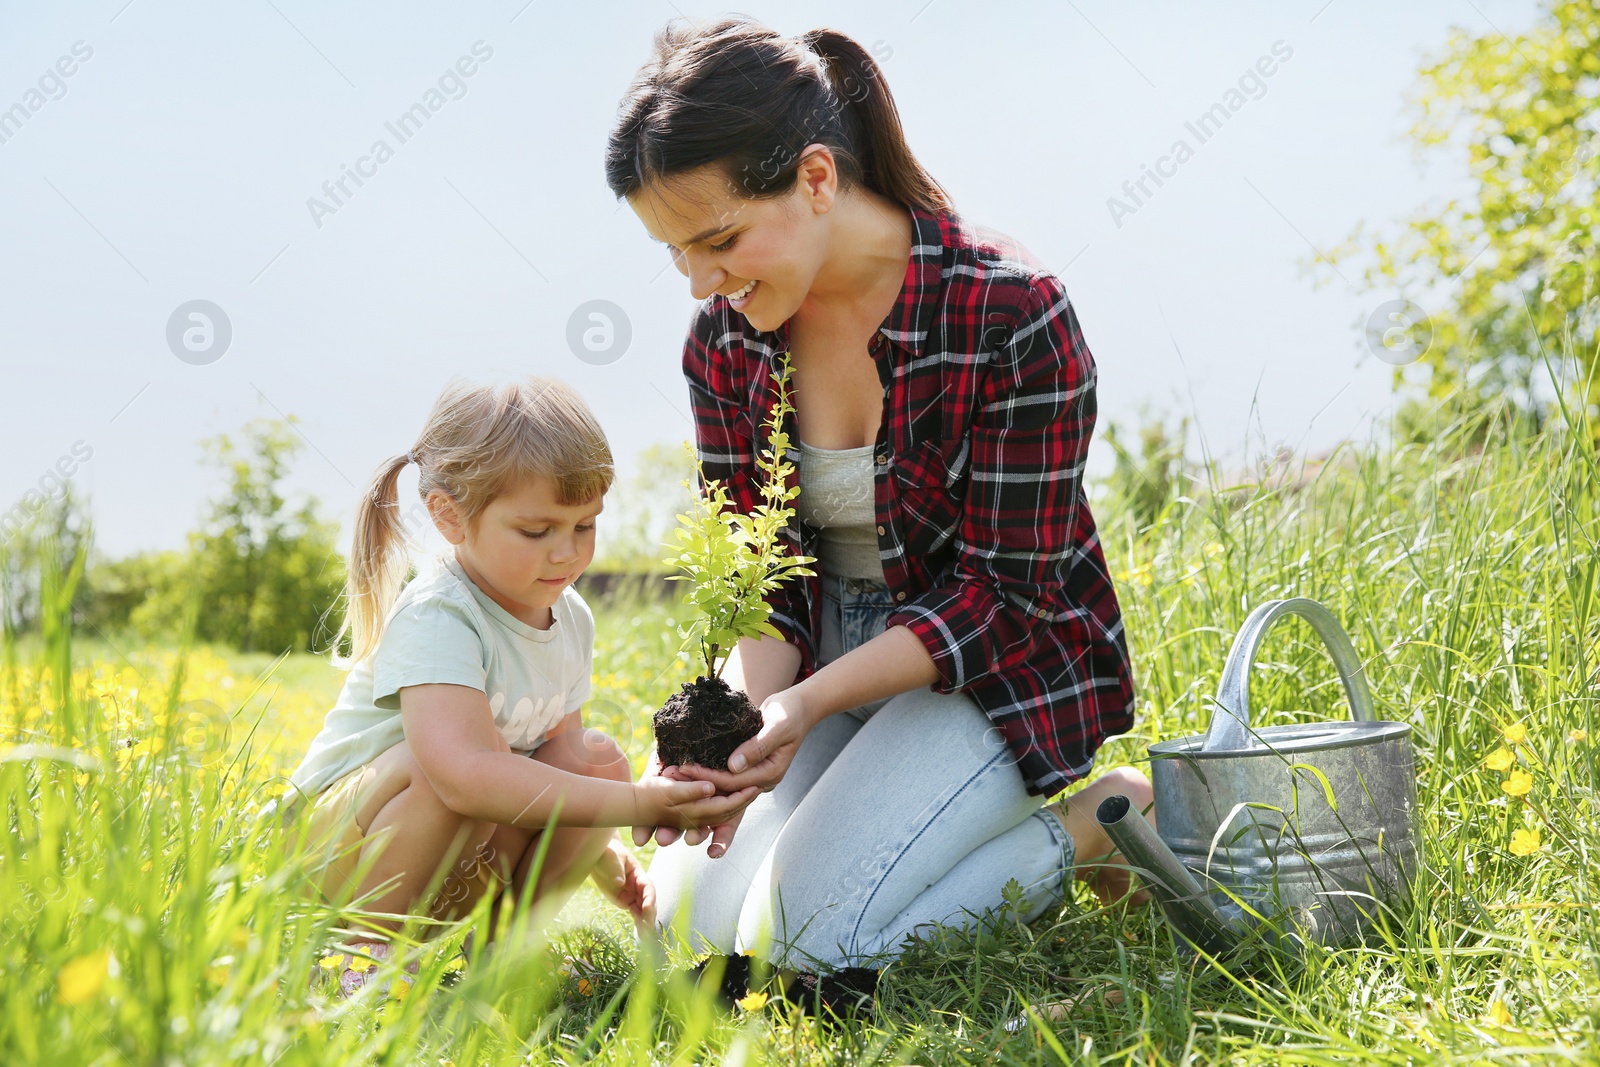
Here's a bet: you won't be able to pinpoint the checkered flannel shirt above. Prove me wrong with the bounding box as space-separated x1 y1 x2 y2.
681 205 1135 796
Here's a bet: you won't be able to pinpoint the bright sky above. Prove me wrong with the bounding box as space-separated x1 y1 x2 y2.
0 0 1542 558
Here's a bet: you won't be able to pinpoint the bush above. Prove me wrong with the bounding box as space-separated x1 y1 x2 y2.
77 419 345 654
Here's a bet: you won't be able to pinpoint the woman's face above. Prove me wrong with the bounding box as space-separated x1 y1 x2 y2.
628 151 836 333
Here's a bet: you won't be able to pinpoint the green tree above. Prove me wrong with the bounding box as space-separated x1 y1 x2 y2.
1335 0 1600 419
593 441 698 571
136 419 345 654
1101 415 1189 536
0 486 91 638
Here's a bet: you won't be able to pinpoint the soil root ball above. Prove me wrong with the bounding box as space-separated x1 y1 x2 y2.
653 676 762 771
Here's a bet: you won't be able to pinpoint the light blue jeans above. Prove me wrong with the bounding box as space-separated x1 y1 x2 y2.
649 575 1076 969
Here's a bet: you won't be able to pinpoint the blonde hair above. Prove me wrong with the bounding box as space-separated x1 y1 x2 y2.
336 376 613 665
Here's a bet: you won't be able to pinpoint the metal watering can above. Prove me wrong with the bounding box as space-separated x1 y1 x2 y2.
1098 598 1419 956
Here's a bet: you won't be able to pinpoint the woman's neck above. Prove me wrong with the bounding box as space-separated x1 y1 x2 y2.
799 188 914 319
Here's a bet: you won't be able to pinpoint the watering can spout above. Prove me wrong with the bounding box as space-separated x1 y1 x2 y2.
1096 794 1243 956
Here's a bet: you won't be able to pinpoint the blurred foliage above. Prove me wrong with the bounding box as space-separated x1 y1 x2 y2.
75 419 344 655
0 487 92 640
1333 0 1600 424
1099 415 1190 536
591 441 697 573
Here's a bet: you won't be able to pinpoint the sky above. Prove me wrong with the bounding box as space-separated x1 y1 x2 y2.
0 0 1545 559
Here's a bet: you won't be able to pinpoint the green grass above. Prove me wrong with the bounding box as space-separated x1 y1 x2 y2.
1 395 1596 1064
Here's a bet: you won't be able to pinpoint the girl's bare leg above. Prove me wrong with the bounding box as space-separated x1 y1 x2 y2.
484 728 633 945
1047 766 1156 906
344 740 510 936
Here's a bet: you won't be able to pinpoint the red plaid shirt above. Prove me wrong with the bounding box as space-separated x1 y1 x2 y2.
682 206 1135 796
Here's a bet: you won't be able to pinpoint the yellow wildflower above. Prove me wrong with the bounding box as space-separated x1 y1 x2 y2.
576 977 593 996
56 950 111 1005
1502 722 1527 745
737 991 769 1012
1570 728 1587 743
205 963 231 986
1483 747 1514 772
1204 541 1225 557
317 955 343 972
1509 828 1541 856
1486 998 1512 1026
1502 769 1533 797
388 978 411 999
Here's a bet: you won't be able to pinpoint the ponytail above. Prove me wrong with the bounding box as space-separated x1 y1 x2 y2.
606 16 951 213
335 454 413 667
800 29 950 213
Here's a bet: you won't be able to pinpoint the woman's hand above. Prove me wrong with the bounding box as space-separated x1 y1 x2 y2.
688 685 814 789
590 837 656 927
676 686 814 856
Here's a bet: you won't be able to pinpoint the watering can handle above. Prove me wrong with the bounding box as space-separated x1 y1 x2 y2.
1202 597 1375 753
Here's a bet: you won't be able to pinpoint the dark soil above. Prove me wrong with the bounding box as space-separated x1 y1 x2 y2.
653 675 762 770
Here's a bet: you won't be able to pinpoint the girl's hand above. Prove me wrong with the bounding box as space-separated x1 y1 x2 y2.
636 774 761 831
630 750 682 848
590 838 656 927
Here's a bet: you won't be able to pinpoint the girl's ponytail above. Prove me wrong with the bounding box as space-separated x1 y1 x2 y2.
336 453 413 667
800 29 951 214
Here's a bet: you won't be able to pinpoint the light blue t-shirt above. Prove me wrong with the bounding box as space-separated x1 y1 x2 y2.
287 554 594 801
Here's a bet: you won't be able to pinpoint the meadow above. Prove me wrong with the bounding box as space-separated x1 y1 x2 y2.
1 399 1595 1065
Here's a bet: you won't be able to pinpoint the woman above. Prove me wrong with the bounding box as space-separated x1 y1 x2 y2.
605 16 1151 985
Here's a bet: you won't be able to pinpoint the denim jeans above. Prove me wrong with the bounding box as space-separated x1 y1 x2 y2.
648 575 1075 969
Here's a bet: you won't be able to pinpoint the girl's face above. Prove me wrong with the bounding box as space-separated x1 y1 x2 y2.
628 149 838 333
428 475 601 629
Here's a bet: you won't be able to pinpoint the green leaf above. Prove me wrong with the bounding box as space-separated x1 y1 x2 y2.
659 353 810 676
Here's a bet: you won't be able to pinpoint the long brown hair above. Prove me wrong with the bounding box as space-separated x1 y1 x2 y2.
336 377 613 666
605 16 950 212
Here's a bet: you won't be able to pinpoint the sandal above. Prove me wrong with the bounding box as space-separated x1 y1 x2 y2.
783 966 880 1018
316 942 420 1000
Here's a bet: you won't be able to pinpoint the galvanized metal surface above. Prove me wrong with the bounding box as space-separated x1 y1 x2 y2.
1101 598 1420 951
1204 597 1376 752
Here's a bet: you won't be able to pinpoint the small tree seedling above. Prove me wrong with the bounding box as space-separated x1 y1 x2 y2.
654 354 815 769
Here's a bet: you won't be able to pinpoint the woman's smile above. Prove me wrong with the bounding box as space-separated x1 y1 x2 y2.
727 279 759 309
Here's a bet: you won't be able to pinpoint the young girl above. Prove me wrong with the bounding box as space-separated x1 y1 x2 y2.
283 376 757 996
